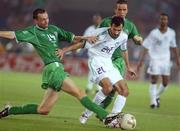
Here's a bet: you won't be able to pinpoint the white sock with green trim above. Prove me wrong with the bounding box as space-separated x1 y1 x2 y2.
111 95 126 113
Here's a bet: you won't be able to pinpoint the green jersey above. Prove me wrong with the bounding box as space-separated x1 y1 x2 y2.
99 17 140 59
15 25 74 65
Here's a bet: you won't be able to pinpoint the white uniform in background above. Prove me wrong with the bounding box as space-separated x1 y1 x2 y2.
143 27 176 106
143 27 176 75
84 25 98 36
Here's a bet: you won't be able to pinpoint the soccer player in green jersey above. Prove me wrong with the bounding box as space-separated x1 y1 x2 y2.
0 8 120 126
98 0 143 112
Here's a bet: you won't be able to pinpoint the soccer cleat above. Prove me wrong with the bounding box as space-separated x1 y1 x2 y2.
0 105 11 119
103 112 124 128
79 112 89 124
150 104 157 109
156 98 160 108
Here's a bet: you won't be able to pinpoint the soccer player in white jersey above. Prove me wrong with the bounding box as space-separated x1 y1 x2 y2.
56 16 136 123
83 14 102 94
137 13 180 108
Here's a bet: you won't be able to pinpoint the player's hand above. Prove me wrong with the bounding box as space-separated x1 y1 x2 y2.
127 67 136 78
86 36 98 44
56 48 64 60
133 35 143 45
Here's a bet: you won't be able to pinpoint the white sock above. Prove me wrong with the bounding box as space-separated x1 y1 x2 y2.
156 83 168 98
84 90 107 117
111 95 126 114
149 83 157 105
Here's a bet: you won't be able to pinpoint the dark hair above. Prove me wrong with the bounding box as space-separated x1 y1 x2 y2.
111 16 124 27
116 0 128 4
160 13 169 18
33 8 46 19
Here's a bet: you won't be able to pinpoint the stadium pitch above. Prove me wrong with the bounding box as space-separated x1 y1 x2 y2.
0 71 180 131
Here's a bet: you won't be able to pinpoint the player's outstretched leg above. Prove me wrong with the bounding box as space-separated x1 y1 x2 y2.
0 104 39 119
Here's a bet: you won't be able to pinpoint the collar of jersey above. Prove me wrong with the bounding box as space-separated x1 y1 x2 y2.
35 25 48 30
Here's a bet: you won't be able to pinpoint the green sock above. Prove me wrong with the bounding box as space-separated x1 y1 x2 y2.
101 90 115 109
80 96 108 120
9 104 38 115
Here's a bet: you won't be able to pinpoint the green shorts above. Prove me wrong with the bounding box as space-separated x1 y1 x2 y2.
112 57 126 77
41 62 69 92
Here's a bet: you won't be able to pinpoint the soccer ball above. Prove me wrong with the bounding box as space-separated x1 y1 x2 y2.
119 113 136 130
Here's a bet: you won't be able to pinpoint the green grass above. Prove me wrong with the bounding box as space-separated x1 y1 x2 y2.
0 71 180 131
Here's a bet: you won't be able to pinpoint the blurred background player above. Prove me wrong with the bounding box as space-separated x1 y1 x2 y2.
97 0 143 114
83 13 102 94
137 13 180 108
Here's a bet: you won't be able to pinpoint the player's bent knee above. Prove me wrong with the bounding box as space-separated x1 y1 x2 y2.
123 90 129 97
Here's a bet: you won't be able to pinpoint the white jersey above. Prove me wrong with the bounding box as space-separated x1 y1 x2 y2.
84 27 128 84
143 27 176 61
85 27 128 59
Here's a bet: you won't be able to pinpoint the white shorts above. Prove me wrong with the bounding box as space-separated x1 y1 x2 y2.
147 59 171 75
88 57 123 85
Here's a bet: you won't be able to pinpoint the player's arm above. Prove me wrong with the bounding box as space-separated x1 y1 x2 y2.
133 35 143 45
56 26 98 44
0 31 16 39
171 47 180 70
63 42 84 53
136 47 148 71
63 35 98 53
170 31 180 70
129 23 143 45
122 50 136 77
120 42 136 77
56 42 85 60
122 50 130 70
73 36 97 44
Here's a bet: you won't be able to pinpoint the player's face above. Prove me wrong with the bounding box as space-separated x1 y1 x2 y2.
115 4 128 18
159 15 168 28
35 12 49 29
109 24 123 38
93 16 102 26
